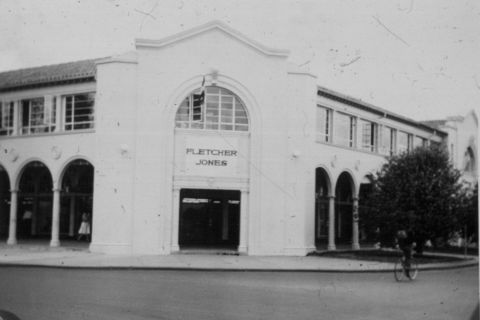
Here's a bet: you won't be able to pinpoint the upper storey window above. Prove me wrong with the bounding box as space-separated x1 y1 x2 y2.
335 112 356 148
413 136 427 149
360 120 378 152
380 126 395 156
21 97 56 134
0 102 14 136
397 131 412 153
64 93 95 131
316 106 332 143
175 87 249 132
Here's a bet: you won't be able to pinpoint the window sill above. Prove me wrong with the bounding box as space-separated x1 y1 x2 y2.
0 129 95 139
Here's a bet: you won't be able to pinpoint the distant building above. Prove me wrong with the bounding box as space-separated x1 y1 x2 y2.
0 21 477 255
423 112 478 188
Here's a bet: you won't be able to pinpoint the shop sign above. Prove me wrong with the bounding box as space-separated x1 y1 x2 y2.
185 136 239 176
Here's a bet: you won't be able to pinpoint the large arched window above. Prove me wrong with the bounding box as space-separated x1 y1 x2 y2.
175 86 249 131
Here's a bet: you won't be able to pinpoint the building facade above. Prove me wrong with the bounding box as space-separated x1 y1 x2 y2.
0 21 477 255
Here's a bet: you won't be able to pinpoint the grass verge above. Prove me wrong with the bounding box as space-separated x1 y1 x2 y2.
308 249 470 264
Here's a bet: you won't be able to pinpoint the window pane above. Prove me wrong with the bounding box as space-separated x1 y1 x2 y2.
380 127 392 155
21 98 46 134
64 93 95 131
336 113 353 147
220 124 233 130
397 131 409 153
360 120 377 152
175 86 249 132
316 106 331 143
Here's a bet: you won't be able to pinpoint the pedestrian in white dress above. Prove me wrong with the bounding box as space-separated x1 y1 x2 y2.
77 212 91 241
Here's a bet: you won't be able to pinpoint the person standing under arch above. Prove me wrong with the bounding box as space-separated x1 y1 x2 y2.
77 212 91 241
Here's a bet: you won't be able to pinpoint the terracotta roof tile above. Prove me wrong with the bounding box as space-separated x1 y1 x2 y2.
0 59 101 92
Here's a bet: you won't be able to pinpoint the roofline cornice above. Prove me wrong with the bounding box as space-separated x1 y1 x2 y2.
317 86 447 137
135 20 290 57
96 56 138 66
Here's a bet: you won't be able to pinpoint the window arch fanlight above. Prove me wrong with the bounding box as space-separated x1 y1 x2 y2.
175 86 249 132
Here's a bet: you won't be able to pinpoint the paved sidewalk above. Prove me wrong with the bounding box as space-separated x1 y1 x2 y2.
0 242 477 272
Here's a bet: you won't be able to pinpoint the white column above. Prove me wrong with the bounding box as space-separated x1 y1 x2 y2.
50 186 61 247
69 196 75 237
352 197 360 250
238 190 249 254
328 195 336 250
171 187 180 252
7 190 18 245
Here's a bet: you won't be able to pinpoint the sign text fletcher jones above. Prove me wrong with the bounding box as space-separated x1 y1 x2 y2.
186 148 238 166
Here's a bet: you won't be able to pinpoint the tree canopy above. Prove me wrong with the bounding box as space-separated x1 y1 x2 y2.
361 145 472 251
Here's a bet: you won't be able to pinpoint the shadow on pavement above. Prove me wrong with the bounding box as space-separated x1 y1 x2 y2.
0 309 22 320
470 303 479 320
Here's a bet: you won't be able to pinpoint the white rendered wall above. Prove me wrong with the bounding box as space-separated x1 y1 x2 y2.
130 28 292 255
90 60 138 254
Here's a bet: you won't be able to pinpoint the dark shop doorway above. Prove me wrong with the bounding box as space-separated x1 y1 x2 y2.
179 189 240 249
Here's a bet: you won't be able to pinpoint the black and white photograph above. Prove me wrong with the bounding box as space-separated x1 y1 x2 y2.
0 1 478 319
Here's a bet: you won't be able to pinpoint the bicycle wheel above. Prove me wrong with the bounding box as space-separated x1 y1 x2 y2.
394 259 405 281
408 258 418 280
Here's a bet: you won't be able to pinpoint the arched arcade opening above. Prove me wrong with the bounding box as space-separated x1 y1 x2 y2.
335 172 354 245
17 161 53 240
0 166 10 240
60 159 94 241
359 174 374 244
315 168 331 249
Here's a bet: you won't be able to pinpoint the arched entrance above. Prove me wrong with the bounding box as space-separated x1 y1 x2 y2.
0 166 10 240
17 161 53 240
335 172 354 244
173 85 250 252
315 168 330 248
60 159 94 241
359 175 374 244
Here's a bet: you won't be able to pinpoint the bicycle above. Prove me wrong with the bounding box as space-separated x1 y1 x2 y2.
394 255 418 281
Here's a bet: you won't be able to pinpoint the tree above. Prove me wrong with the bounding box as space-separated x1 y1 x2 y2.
361 145 468 253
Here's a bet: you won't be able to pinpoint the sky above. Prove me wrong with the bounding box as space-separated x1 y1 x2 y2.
0 0 479 121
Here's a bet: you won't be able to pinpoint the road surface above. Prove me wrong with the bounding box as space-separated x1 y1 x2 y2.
0 266 477 320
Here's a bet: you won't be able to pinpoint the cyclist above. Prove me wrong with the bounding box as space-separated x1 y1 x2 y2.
395 229 415 278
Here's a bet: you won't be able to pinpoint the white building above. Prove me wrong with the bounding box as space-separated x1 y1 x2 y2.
0 21 477 255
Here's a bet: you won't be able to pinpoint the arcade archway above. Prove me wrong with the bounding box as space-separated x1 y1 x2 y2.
335 172 354 244
17 161 53 240
0 166 10 240
60 159 94 241
315 168 331 248
359 175 374 244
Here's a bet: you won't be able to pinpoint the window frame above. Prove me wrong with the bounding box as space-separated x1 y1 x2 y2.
63 92 95 131
175 86 249 132
20 97 56 135
334 112 356 148
316 105 332 143
0 101 15 136
360 119 378 152
380 126 396 156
